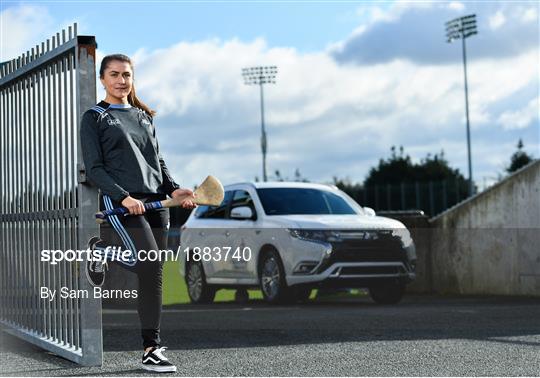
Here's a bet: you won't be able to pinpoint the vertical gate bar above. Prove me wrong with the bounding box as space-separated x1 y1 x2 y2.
0 87 3 318
19 69 24 329
59 54 66 346
25 70 30 330
12 81 16 324
51 49 60 343
19 76 24 328
70 51 80 350
1 87 5 320
18 73 21 329
11 82 16 324
41 63 50 339
46 50 54 340
21 57 27 330
8 84 14 322
30 60 37 332
35 60 42 336
39 43 45 337
77 36 102 366
7 83 10 323
1 88 4 318
11 80 16 325
32 49 39 333
16 77 21 327
12 82 17 324
63 52 74 348
56 49 62 345
36 63 43 337
59 54 68 347
27 70 33 330
5 85 9 320
31 69 36 333
24 71 30 330
2 87 7 318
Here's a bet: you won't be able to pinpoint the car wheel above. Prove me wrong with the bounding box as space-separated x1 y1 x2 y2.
259 250 290 304
186 260 216 304
369 281 406 304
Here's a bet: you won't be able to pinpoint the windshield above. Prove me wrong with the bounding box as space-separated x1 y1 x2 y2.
256 188 359 215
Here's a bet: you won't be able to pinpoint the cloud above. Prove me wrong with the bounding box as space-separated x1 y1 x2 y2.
497 97 539 130
489 10 506 30
0 5 56 61
127 36 538 187
2 3 537 191
331 2 539 65
448 2 465 12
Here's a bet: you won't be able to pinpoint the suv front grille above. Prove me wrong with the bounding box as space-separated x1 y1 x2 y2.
317 231 407 272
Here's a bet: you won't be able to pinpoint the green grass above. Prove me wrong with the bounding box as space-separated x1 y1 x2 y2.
162 260 263 305
162 260 365 305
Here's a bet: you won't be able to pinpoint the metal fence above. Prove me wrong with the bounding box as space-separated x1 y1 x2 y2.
0 23 102 366
339 179 470 217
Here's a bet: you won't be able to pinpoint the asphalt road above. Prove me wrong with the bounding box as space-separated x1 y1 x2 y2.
1 294 539 376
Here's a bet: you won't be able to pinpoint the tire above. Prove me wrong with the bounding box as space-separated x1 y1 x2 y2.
259 250 291 304
186 260 216 304
369 281 406 304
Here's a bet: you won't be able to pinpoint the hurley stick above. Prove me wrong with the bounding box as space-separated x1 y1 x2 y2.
95 175 224 223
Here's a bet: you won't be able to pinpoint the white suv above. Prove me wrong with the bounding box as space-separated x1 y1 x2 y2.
179 182 416 304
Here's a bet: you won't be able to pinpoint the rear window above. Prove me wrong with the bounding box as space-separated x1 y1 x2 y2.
256 188 358 215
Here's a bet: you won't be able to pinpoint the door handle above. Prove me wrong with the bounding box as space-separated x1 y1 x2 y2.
225 231 231 237
199 231 205 236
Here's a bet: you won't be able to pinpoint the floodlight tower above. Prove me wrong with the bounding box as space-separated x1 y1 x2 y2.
446 14 478 197
242 66 278 182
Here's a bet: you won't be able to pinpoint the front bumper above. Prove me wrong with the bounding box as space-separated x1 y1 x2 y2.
286 230 416 287
287 260 415 286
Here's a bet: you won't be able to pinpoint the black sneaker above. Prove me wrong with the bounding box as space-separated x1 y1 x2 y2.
85 236 107 287
142 346 177 373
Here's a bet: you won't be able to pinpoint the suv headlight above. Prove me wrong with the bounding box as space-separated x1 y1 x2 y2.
391 228 413 248
288 229 329 242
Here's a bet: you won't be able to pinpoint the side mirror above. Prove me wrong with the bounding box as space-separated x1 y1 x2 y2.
230 206 254 220
363 207 376 217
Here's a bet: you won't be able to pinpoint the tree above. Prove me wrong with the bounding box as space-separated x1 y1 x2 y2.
335 146 470 215
506 139 534 174
364 146 466 185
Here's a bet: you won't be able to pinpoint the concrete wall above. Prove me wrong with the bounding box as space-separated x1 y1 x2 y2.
429 160 540 296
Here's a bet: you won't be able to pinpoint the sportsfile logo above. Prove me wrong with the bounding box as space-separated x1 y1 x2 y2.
40 246 253 265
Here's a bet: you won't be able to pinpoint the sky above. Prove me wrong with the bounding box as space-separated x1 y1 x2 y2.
1 0 539 191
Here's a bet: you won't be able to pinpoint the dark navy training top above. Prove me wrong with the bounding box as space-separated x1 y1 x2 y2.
80 101 180 202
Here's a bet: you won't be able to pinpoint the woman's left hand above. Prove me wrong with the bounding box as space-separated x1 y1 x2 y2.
171 188 197 209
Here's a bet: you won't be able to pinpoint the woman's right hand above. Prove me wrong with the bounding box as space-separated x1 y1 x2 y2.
121 196 145 215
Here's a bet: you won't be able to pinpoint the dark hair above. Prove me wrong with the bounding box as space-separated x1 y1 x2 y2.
99 54 156 117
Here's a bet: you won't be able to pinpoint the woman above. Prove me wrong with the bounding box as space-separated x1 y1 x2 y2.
80 54 194 373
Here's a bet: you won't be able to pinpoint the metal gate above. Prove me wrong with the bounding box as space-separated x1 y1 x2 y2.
0 23 102 366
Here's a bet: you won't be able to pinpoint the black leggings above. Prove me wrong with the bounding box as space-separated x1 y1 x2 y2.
98 193 169 349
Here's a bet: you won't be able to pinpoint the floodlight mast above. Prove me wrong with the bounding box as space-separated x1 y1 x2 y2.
242 66 278 182
446 14 477 197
